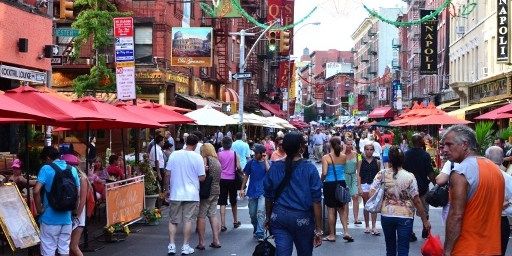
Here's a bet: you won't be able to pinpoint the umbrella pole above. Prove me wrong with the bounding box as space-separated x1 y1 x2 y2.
153 128 158 185
121 128 127 178
24 123 30 215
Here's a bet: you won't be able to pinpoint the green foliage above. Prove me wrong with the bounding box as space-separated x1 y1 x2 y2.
496 127 512 141
19 147 43 176
70 0 130 95
475 121 495 155
133 159 159 195
303 100 317 123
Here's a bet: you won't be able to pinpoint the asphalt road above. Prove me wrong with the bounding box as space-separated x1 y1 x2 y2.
83 161 512 256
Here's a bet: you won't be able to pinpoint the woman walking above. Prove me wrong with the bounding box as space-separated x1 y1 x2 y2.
264 132 323 256
370 146 431 256
217 137 242 232
344 138 361 225
196 143 222 250
321 137 352 242
358 143 381 235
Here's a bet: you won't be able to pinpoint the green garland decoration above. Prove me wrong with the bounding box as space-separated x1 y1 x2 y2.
199 0 317 31
460 1 477 17
363 0 451 27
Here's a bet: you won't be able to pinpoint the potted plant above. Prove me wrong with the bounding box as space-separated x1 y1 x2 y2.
135 156 160 209
103 222 130 242
141 208 162 225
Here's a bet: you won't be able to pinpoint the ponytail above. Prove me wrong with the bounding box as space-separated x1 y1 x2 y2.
330 137 342 157
388 146 404 177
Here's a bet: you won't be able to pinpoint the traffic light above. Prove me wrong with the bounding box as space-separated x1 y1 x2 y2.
267 30 278 51
59 0 74 19
279 30 291 55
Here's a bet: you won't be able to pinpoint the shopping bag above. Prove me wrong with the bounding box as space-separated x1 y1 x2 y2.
421 232 444 256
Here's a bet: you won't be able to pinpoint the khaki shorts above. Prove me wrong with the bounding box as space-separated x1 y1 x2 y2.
198 195 219 218
169 201 199 224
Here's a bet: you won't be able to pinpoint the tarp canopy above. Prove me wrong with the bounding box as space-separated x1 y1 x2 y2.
474 103 512 120
368 106 394 119
185 105 237 126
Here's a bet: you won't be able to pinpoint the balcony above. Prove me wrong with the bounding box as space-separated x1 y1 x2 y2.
361 37 368 45
361 55 369 62
368 28 377 37
351 47 357 53
369 47 377 55
392 38 401 48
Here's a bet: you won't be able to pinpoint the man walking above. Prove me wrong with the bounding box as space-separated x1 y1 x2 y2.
165 134 206 255
239 144 269 241
442 125 504 255
149 135 165 191
232 132 251 170
403 133 435 241
34 146 80 256
311 128 326 163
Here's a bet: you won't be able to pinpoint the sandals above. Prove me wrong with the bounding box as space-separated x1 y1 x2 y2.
364 228 371 234
371 230 381 236
354 221 363 225
221 226 227 232
322 237 336 242
209 243 221 248
343 235 354 242
233 221 241 229
195 245 205 251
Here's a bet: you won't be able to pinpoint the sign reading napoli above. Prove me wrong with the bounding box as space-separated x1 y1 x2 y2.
171 27 213 67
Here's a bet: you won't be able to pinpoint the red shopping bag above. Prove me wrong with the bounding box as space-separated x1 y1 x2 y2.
421 232 444 256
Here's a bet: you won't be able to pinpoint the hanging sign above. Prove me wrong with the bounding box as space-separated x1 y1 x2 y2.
171 27 213 67
378 87 387 101
277 62 291 88
497 0 509 62
420 10 438 75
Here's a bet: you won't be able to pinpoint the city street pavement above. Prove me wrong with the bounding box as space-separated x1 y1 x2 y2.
84 161 512 256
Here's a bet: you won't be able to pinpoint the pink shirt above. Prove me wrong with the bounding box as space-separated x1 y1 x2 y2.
218 149 236 180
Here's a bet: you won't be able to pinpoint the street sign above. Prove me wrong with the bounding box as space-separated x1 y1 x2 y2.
115 50 135 62
113 17 134 37
232 72 252 80
115 37 134 50
54 28 79 37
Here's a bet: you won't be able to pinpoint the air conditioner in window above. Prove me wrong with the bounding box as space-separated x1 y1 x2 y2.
456 26 465 35
482 67 488 77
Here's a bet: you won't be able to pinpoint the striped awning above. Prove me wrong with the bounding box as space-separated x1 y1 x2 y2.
220 86 239 103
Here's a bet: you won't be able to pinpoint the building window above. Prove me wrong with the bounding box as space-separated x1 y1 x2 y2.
135 26 153 63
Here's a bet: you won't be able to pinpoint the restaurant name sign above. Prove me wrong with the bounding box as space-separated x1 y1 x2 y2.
497 0 510 62
468 77 511 103
420 10 438 75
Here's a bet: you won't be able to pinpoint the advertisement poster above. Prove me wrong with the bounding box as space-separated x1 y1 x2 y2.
171 27 213 67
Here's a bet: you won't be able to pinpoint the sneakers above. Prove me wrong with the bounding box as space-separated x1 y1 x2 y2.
181 244 195 255
167 243 176 255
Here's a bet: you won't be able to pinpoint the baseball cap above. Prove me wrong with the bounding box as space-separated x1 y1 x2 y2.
11 159 21 169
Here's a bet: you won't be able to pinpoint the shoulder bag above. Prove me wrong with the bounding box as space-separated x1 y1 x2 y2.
234 152 245 188
425 161 453 207
364 170 385 213
199 157 213 200
329 155 351 204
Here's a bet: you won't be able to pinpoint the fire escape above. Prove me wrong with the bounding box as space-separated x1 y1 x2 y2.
200 18 229 84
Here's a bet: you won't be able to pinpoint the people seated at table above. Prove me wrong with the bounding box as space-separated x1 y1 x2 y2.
7 159 36 190
88 157 107 200
106 154 125 181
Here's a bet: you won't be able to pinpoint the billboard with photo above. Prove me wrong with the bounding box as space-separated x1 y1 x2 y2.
171 27 213 67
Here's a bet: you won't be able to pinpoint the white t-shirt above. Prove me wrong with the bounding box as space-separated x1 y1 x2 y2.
149 144 165 168
165 149 205 201
372 141 382 158
194 142 203 155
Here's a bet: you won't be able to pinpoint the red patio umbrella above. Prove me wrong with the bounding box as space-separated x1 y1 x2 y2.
4 86 110 122
139 102 195 124
474 103 512 120
0 94 54 122
136 100 191 113
115 102 195 125
406 114 472 126
67 97 163 129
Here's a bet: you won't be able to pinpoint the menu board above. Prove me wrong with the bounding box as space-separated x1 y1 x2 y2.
0 183 40 251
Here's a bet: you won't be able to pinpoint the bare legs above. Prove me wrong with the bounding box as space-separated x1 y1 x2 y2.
220 203 238 229
326 204 351 240
352 194 360 224
169 221 193 245
362 192 377 232
197 216 220 247
70 227 84 256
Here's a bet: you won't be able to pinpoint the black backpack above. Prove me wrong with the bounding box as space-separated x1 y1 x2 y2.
47 163 78 212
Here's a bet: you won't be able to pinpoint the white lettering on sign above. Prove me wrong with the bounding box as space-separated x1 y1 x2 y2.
497 0 509 62
0 65 47 84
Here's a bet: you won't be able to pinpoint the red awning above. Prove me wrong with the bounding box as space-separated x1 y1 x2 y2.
368 106 394 119
260 102 286 118
475 103 512 120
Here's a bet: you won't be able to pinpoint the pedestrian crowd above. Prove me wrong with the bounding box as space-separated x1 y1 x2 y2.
9 124 512 256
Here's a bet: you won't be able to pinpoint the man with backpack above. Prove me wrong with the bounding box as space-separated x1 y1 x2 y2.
34 146 80 256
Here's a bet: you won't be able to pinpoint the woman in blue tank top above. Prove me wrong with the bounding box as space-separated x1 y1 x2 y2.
321 137 353 242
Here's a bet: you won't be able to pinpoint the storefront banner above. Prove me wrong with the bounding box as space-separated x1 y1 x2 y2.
420 10 438 75
277 62 291 88
171 27 213 67
288 61 296 99
0 65 47 84
497 0 509 62
115 62 136 100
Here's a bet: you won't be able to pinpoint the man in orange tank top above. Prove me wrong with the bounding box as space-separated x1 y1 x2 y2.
442 125 505 256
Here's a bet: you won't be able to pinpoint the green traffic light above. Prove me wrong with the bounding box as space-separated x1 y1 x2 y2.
269 44 276 51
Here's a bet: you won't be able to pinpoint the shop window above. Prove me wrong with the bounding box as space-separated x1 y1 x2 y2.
135 26 153 64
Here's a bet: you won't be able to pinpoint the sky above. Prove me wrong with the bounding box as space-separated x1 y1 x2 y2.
293 0 406 56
